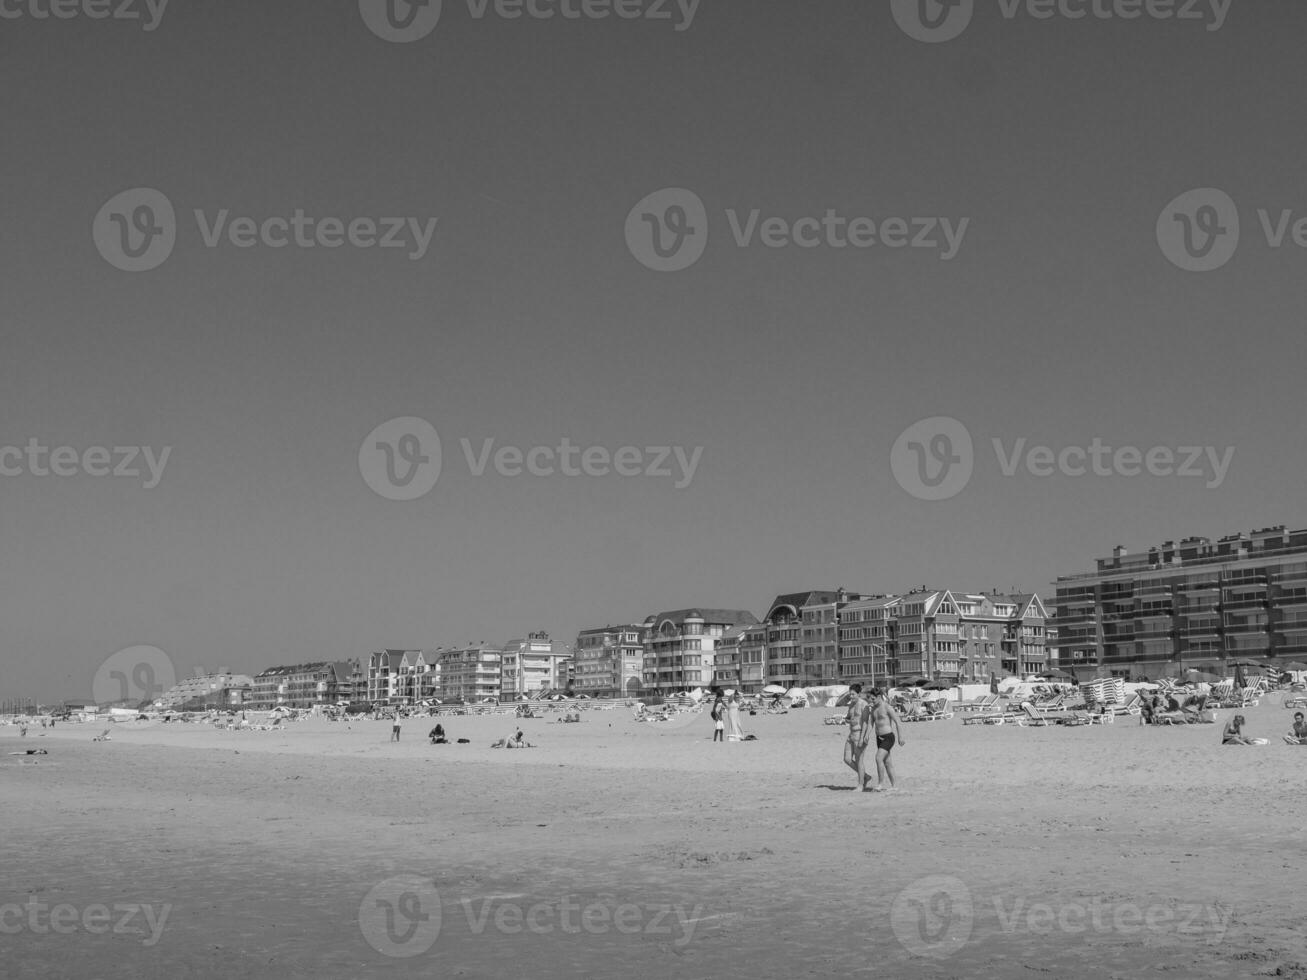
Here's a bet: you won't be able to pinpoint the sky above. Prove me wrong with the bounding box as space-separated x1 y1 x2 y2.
2 0 1305 701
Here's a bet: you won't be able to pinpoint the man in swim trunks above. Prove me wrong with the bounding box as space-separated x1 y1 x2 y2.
843 684 868 785
1285 712 1307 745
861 687 904 792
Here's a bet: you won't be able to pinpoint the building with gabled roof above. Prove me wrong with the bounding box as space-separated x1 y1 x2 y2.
641 608 759 695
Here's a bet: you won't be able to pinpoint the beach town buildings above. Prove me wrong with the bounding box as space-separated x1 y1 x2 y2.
737 623 767 694
837 590 1049 686
250 661 359 710
712 625 747 691
799 590 874 685
756 592 844 689
641 608 760 696
156 672 253 710
365 650 439 704
573 625 644 698
437 644 504 702
501 632 571 699
1052 526 1307 679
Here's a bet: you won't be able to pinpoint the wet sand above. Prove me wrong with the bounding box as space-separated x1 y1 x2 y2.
3 700 1306 980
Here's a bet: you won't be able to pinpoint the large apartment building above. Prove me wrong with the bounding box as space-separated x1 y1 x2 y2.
250 662 359 710
157 672 253 710
437 644 504 701
641 608 759 696
1053 526 1307 679
838 590 1048 686
365 650 439 704
501 632 571 698
573 625 644 697
799 590 874 685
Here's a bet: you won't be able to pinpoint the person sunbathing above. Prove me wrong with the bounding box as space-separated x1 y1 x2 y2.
1222 715 1256 745
1284 712 1307 745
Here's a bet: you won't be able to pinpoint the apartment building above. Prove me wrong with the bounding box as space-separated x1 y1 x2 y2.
837 590 1048 685
365 650 439 704
250 662 358 710
157 672 253 710
501 631 570 698
573 625 644 698
800 590 874 685
437 644 504 701
641 608 759 696
1053 526 1307 679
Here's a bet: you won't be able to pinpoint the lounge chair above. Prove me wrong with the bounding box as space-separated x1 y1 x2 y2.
1016 703 1055 727
1285 695 1307 709
958 694 998 713
962 709 1006 726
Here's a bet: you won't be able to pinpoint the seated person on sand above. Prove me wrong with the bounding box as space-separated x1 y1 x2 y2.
1222 715 1256 745
506 730 535 748
429 724 448 744
1284 712 1307 745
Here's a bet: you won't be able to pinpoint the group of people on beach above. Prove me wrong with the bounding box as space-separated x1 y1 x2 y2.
1222 711 1307 746
842 684 904 792
709 691 745 742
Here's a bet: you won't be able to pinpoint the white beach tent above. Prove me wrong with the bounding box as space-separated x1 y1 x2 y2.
803 685 850 708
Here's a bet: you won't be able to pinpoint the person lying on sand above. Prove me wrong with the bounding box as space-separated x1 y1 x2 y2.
9 749 48 755
93 730 111 741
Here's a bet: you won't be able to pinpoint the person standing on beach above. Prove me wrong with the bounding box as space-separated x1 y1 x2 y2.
711 693 726 742
725 692 744 742
843 684 867 783
862 687 904 792
391 711 401 742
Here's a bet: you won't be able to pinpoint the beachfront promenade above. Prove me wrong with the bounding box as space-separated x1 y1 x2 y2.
4 696 1305 980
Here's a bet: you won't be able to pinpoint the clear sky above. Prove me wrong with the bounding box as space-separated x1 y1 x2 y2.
2 0 1304 701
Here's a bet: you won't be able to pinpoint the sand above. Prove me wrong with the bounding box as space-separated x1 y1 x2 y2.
3 699 1306 980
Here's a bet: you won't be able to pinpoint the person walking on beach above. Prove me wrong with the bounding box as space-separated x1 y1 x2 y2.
725 692 744 742
862 687 904 792
843 684 867 783
711 692 726 742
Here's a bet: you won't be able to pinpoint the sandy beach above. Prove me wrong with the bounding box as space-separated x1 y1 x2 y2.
4 701 1306 980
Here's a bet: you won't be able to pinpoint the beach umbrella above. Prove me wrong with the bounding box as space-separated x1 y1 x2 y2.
1279 661 1307 672
1234 665 1246 690
922 680 951 691
1041 668 1070 680
762 684 786 695
989 674 999 694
